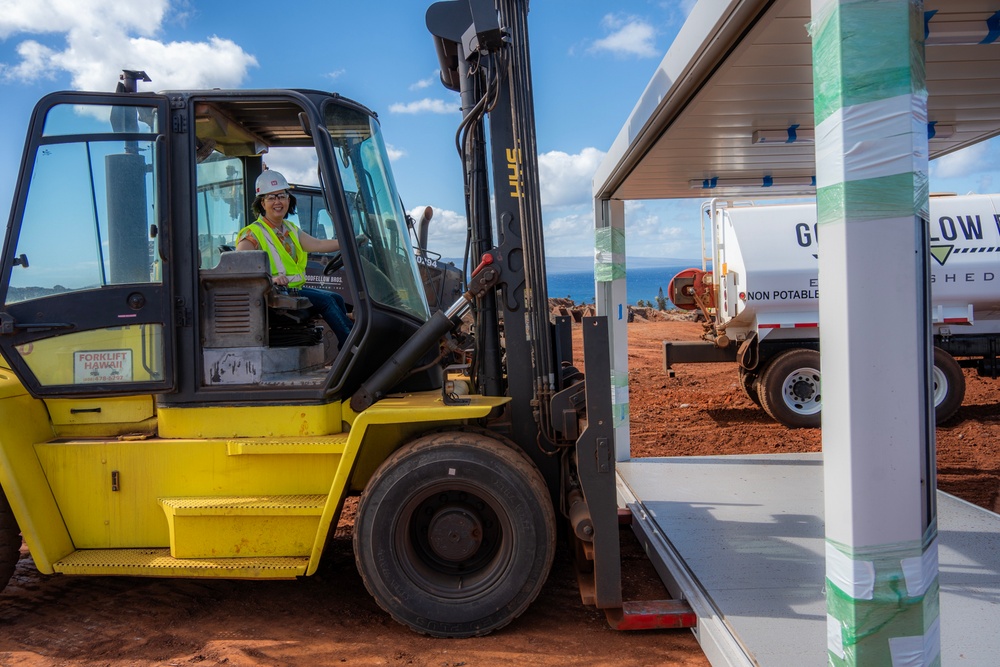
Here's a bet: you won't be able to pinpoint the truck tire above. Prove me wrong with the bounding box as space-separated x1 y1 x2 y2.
353 431 556 638
0 489 21 592
738 367 761 407
933 347 965 424
759 348 821 428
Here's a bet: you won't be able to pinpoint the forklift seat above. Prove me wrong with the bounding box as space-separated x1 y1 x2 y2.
199 250 321 349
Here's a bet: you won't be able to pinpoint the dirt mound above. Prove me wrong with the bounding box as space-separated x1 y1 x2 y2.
549 297 697 323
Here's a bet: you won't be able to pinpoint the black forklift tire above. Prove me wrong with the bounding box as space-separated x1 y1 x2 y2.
933 347 965 424
759 348 822 429
738 367 761 407
352 431 556 638
0 489 21 592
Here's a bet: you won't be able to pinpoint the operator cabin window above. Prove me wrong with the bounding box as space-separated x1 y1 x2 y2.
9 104 161 299
287 190 335 241
196 153 246 269
4 101 166 386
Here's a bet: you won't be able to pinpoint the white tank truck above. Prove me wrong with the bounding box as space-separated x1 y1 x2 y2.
665 194 1000 428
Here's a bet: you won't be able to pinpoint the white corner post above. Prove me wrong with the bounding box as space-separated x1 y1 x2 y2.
594 197 630 461
812 1 940 665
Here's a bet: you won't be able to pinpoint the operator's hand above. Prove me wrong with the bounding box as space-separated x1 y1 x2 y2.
273 273 290 287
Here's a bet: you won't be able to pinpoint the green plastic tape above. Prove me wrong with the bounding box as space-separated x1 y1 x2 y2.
611 368 629 427
826 532 940 666
811 0 926 126
595 227 626 282
816 172 929 226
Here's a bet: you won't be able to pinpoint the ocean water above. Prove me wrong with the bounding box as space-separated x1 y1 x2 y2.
546 264 700 307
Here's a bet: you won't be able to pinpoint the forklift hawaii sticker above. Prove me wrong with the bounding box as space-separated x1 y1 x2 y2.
73 349 133 383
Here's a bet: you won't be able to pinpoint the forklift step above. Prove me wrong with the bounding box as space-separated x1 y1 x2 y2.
159 494 326 558
53 548 308 579
225 434 349 455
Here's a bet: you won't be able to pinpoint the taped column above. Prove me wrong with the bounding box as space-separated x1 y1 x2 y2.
810 0 940 665
595 198 630 460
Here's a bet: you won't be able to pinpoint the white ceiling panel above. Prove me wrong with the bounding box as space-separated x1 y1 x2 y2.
594 0 1000 202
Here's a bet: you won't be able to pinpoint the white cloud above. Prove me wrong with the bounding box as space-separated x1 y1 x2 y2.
0 0 165 38
263 147 320 187
540 198 702 259
0 0 256 91
411 197 702 262
625 208 683 244
326 68 346 80
542 211 595 257
3 40 55 81
386 144 406 162
538 147 607 207
931 141 990 180
389 98 459 115
625 200 703 259
410 73 438 91
412 150 702 261
590 14 658 58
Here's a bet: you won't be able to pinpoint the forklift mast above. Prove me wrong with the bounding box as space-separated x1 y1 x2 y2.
427 0 564 475
426 0 622 605
425 2 697 629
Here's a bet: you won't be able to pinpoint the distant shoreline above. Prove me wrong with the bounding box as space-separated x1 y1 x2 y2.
545 264 702 308
441 257 704 274
544 256 702 274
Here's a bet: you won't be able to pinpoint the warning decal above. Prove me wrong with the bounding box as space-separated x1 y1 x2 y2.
73 350 133 384
930 245 953 266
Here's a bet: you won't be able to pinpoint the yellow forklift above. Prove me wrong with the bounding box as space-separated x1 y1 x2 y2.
0 0 694 637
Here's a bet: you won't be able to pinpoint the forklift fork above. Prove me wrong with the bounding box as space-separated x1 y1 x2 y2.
574 316 697 631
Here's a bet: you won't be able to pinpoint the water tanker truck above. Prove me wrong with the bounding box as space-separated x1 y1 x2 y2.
666 194 1000 428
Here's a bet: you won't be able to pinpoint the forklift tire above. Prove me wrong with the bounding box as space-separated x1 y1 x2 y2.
933 347 965 424
738 367 761 407
0 489 21 592
353 431 556 638
759 348 821 429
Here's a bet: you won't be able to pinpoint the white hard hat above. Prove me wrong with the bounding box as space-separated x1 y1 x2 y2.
255 170 290 196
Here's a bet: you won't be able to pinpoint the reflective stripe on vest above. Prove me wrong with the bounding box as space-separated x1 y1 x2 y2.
246 218 307 288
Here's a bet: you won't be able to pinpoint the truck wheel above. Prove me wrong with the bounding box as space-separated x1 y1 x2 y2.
0 489 21 592
933 347 965 424
353 431 556 638
759 349 821 428
738 367 761 407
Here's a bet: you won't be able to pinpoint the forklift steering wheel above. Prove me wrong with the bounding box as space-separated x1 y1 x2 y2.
323 252 344 275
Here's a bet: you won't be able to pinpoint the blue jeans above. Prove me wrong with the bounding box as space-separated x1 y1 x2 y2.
299 287 352 347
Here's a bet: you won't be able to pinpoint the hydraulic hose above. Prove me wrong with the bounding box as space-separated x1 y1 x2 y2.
350 253 501 412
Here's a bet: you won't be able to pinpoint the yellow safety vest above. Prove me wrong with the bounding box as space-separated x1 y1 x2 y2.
244 217 308 288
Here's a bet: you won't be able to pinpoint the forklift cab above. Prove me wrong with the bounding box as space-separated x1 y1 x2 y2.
0 87 439 406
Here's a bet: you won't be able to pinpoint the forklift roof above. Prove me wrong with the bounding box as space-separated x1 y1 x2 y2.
166 90 375 157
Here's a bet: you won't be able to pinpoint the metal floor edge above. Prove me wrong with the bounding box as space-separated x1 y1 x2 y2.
617 453 1000 666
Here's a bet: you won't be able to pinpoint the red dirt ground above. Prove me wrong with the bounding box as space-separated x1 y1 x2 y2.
0 317 995 666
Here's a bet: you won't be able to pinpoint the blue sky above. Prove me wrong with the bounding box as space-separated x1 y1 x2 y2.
0 0 997 262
